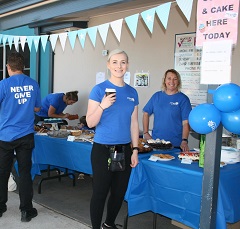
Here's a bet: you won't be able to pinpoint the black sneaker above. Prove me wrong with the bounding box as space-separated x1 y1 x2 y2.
21 208 38 222
101 222 120 229
0 207 7 217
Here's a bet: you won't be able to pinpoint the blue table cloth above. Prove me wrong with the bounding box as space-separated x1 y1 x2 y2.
29 134 93 178
125 149 240 229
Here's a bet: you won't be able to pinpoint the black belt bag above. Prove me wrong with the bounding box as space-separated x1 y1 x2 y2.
106 145 127 172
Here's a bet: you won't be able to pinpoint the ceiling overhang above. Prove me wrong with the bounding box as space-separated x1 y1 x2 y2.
0 0 132 31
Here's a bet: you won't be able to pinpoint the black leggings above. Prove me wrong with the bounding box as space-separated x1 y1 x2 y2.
90 142 132 229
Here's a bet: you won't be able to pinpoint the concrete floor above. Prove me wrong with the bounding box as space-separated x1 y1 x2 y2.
4 169 182 229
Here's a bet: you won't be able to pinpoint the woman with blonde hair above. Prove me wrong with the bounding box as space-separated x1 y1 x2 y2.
86 49 139 229
143 69 191 152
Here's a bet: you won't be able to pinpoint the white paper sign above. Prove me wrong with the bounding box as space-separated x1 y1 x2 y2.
96 72 105 85
200 40 232 84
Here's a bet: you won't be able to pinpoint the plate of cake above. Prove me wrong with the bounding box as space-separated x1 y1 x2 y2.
178 152 200 161
147 138 173 151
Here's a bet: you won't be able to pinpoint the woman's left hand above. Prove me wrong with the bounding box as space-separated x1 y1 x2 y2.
130 152 139 168
180 141 189 152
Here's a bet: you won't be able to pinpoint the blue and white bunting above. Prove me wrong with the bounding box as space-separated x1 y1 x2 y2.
125 13 139 38
156 2 171 29
33 36 40 52
26 36 34 51
40 35 49 52
98 23 109 46
68 30 78 50
2 35 7 46
87 26 98 47
141 8 156 33
59 32 68 51
50 34 58 51
7 35 14 49
77 29 87 49
110 19 123 42
176 0 193 22
0 1 194 52
13 36 19 51
20 36 26 51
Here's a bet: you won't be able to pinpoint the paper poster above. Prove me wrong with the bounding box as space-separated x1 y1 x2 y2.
200 40 232 84
124 71 131 85
174 33 207 105
96 72 105 85
196 0 239 47
134 72 149 87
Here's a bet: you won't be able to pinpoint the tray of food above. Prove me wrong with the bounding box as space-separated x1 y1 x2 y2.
151 153 175 161
147 138 173 150
136 138 153 153
47 130 70 138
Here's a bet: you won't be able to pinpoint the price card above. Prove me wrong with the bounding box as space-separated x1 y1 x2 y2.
149 155 158 162
67 136 75 142
181 158 192 164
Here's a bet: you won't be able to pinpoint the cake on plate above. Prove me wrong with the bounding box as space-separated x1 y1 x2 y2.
147 138 173 150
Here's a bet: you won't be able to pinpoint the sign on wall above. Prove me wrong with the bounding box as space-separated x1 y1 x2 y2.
174 33 207 106
196 0 239 47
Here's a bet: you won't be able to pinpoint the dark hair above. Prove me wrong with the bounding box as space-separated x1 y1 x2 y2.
79 115 88 127
65 91 78 102
7 52 24 72
161 69 182 91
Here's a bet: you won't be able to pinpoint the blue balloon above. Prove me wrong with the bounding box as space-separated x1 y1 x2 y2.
221 109 240 135
213 83 240 112
189 103 221 134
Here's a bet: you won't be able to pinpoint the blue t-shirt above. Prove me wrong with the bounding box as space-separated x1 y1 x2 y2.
143 91 192 147
0 74 41 142
89 80 139 145
36 93 67 117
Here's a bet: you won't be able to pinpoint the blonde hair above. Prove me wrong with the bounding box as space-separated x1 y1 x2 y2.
107 49 128 62
161 69 182 92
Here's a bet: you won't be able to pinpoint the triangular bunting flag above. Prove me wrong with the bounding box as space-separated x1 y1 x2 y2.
33 36 40 52
176 0 193 22
141 8 156 33
68 30 78 50
14 36 20 51
156 2 171 29
2 35 8 46
26 36 34 52
20 36 26 51
40 35 49 52
7 35 14 49
125 13 139 38
87 26 98 47
98 23 109 45
49 34 58 51
110 19 123 42
0 34 3 44
77 29 87 49
59 33 68 51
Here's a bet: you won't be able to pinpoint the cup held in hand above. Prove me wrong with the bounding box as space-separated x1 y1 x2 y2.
105 88 116 96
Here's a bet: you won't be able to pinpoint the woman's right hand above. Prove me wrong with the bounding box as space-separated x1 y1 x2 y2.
100 93 116 109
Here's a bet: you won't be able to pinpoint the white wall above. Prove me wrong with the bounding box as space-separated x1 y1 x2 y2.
53 0 240 132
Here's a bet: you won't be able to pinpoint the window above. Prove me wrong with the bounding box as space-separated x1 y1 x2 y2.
0 44 30 80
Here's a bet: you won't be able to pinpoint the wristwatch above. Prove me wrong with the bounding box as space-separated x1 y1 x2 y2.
182 138 188 143
132 147 139 151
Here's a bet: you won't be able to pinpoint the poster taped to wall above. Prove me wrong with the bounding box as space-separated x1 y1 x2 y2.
174 32 207 106
134 72 149 87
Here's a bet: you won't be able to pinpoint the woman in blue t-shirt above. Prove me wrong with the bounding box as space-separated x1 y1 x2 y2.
143 69 192 152
35 91 78 123
86 49 139 229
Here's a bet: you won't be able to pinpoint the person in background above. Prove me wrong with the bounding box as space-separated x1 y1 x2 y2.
0 52 41 222
35 91 78 123
142 69 192 152
78 115 95 131
86 49 139 229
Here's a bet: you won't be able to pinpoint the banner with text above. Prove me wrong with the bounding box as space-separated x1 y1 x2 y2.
196 0 239 47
